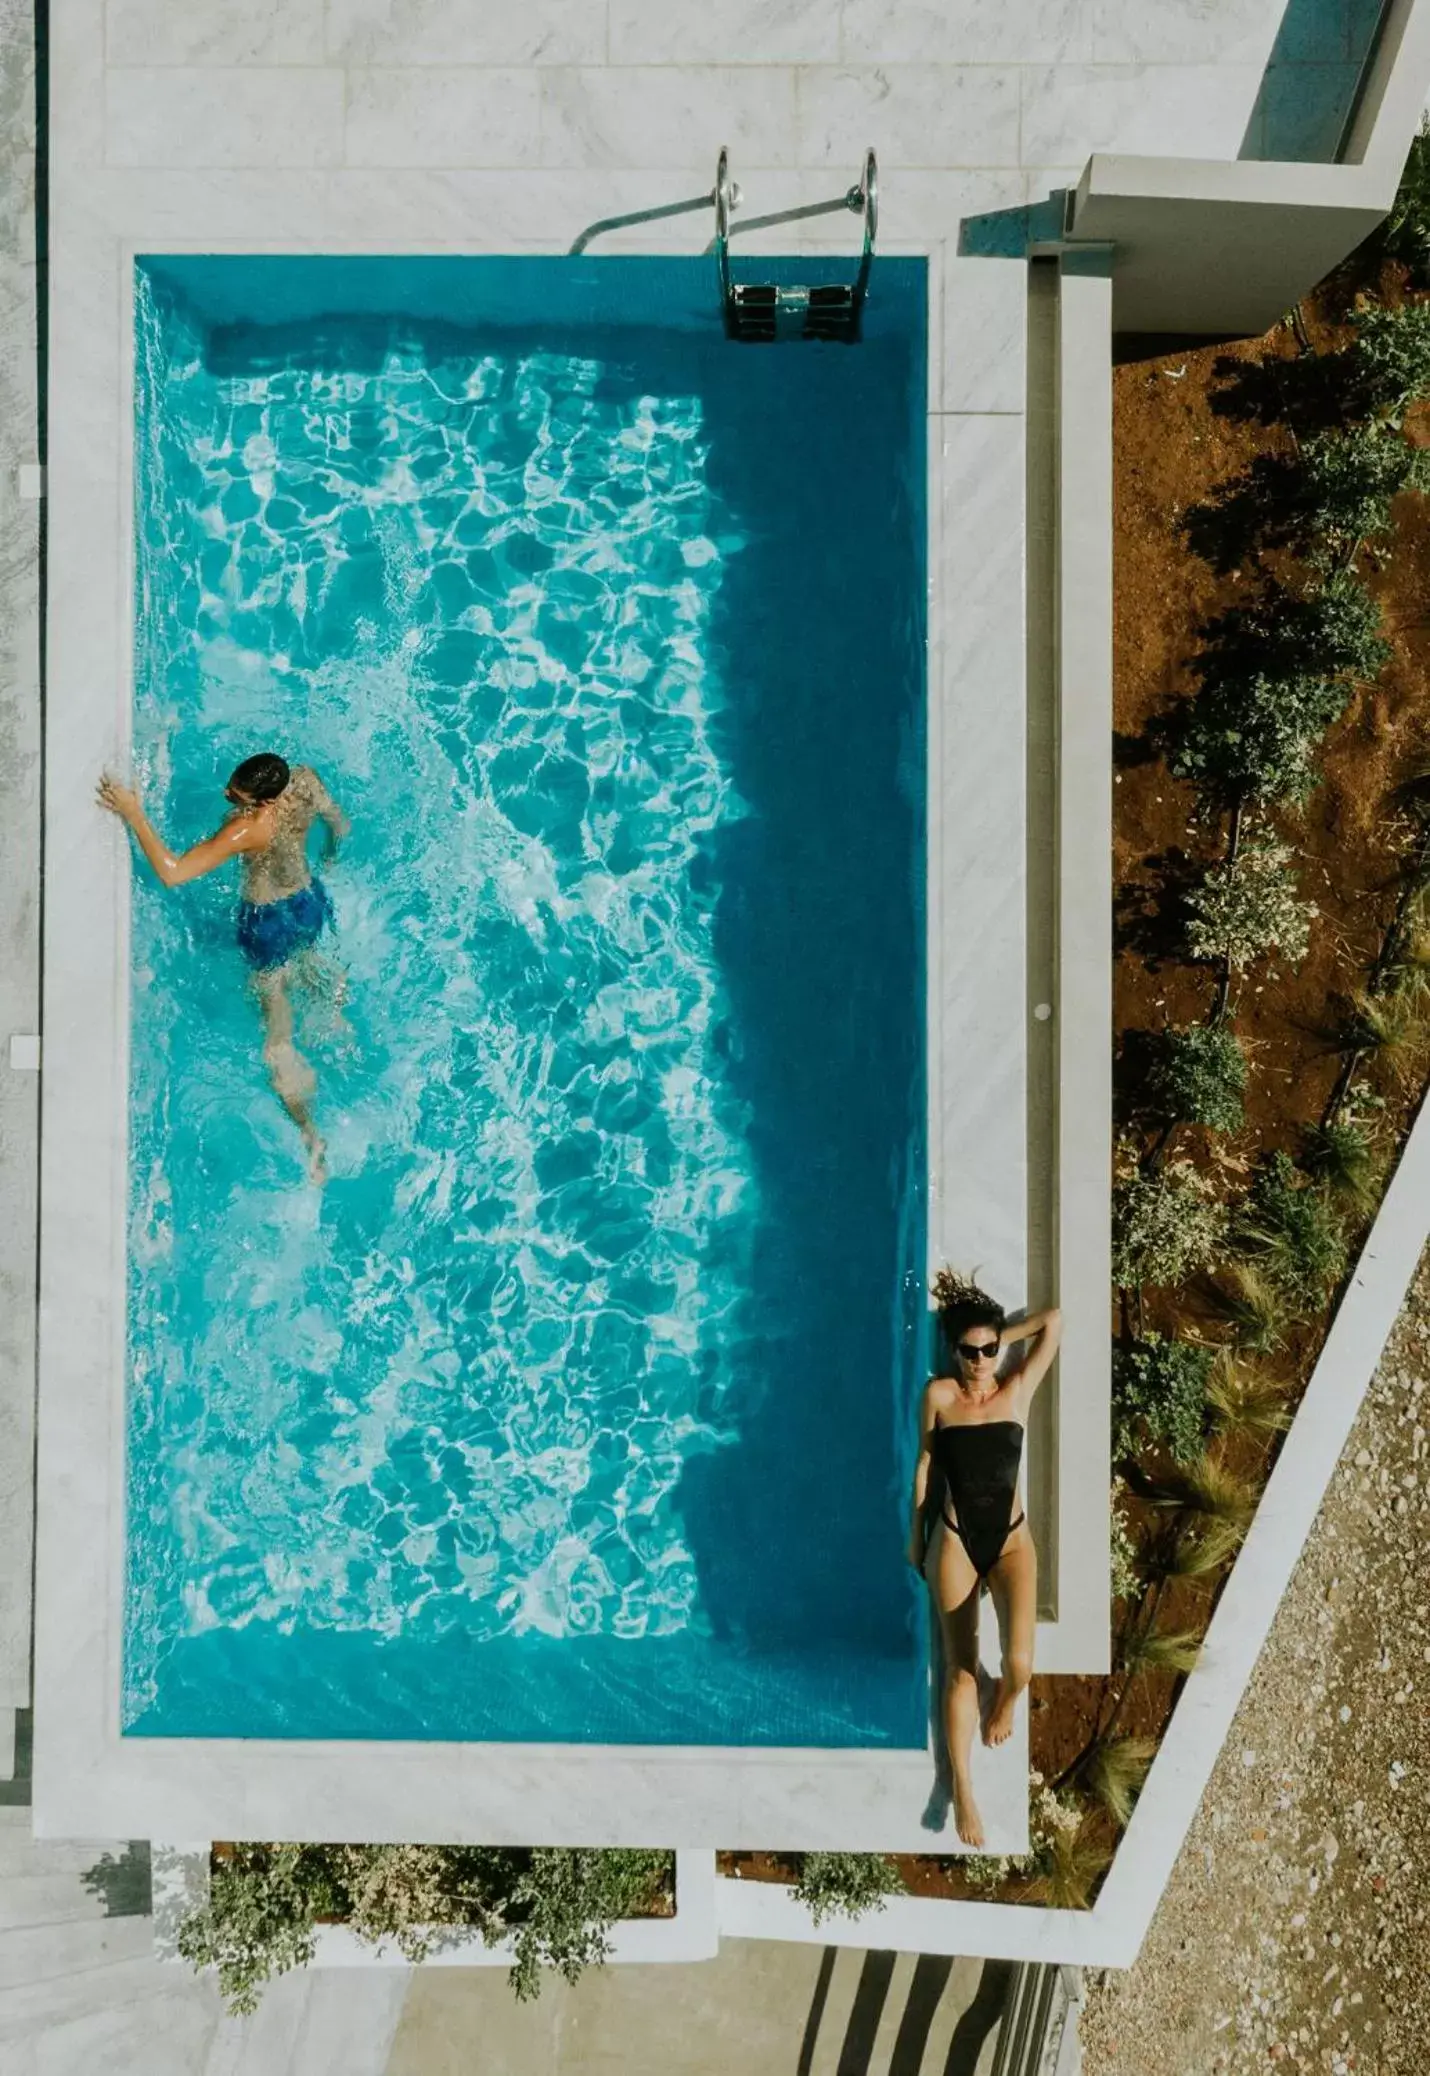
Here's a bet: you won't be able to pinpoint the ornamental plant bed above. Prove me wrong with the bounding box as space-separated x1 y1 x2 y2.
190 1843 675 2011
723 214 1430 1909
718 1848 995 1906
1024 244 1430 1897
1028 260 1430 1788
206 1841 675 1921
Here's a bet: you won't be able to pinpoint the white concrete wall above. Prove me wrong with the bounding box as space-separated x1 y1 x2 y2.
1068 0 1430 335
0 0 41 1735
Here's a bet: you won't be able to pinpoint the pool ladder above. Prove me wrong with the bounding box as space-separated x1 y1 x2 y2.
715 148 877 343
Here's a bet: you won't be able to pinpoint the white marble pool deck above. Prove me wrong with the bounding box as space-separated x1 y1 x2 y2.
31 0 1333 1854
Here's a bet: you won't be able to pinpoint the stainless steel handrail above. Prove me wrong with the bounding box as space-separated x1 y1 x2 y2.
569 157 740 256
714 147 876 336
851 147 877 307
714 147 734 312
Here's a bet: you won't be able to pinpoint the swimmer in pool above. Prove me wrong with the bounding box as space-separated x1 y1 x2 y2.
98 753 349 1184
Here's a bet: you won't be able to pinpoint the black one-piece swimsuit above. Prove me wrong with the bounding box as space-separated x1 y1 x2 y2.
931 1418 1025 1580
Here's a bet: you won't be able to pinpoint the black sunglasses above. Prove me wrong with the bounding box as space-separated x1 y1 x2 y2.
957 1339 1000 1362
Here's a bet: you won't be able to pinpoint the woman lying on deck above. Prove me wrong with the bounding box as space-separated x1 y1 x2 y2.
907 1271 1062 1849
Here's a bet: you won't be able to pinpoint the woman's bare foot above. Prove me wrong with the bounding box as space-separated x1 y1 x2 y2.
953 1774 985 1849
983 1679 1019 1747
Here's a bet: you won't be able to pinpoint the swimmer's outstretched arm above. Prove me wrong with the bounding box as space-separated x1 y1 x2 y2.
97 774 262 886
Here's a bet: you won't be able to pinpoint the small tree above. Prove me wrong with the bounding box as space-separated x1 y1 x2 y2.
1184 831 1315 998
1170 669 1352 808
793 1853 903 1925
177 1847 329 2016
1113 1335 1215 1465
1237 1149 1348 1317
1111 1158 1229 1292
1286 424 1430 562
1147 1023 1247 1132
1170 571 1386 807
1194 571 1388 688
504 1849 672 2002
1342 298 1430 425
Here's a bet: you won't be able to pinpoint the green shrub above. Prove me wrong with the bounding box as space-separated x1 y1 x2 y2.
177 1846 328 2017
1381 120 1430 285
1170 669 1354 807
1185 423 1430 571
502 1850 673 2003
1238 1149 1349 1315
1289 424 1430 561
1207 1260 1290 1355
1184 832 1315 976
1109 1481 1141 1602
1112 1159 1229 1291
1342 299 1430 425
1113 1335 1215 1465
1142 1449 1259 1529
1148 1023 1247 1132
1194 571 1388 689
1205 1353 1293 1440
1119 1620 1203 1676
177 1844 673 2014
1083 1738 1157 1829
793 1853 903 1925
1172 574 1387 806
1301 1116 1380 1210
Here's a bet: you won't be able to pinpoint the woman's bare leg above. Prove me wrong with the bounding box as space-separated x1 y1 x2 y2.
254 967 327 1183
984 1530 1037 1747
926 1519 985 1848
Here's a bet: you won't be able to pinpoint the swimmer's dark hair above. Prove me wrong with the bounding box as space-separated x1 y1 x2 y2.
931 1267 1007 1363
228 752 290 802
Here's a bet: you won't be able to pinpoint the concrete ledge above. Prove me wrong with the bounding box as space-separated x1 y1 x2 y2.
1035 256 1111 1678
155 1846 719 1968
1065 0 1430 334
0 0 41 1724
1093 1085 1430 1963
1070 168 1389 335
716 1870 1115 1963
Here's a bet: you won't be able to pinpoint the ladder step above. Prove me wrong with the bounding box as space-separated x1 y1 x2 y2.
727 279 861 343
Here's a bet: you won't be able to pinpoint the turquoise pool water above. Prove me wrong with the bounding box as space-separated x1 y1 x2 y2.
125 257 927 1744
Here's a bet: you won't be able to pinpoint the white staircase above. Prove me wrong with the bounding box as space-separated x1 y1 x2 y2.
0 1809 407 2076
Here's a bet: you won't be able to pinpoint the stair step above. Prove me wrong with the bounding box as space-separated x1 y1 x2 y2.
0 1952 176 2036
0 1812 123 1880
0 1872 109 1931
0 1913 153 1990
3 1984 220 2076
204 1973 313 2076
287 1972 409 2076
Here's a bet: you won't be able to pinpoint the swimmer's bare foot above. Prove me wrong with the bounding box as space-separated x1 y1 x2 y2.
983 1679 1019 1747
953 1772 985 1849
302 1125 328 1186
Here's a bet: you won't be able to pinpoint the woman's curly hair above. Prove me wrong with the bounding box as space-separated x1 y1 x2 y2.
931 1267 1007 1367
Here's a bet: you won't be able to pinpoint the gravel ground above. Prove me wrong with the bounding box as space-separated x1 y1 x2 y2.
1080 1251 1430 2076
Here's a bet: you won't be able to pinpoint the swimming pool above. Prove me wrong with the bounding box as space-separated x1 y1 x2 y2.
125 256 927 1745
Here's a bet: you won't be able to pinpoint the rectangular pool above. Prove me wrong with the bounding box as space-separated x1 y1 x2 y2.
125 255 928 1746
